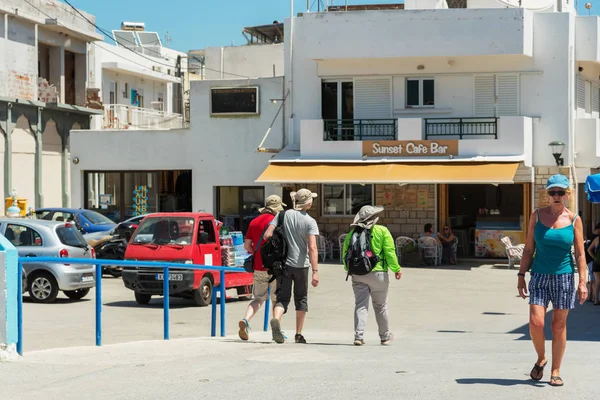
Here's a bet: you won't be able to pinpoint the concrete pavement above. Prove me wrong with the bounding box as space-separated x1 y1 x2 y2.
2 263 600 399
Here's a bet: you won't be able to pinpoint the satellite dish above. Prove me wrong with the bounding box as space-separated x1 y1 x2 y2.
494 0 554 11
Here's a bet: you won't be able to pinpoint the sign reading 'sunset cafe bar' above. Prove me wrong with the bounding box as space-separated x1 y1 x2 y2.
362 140 459 157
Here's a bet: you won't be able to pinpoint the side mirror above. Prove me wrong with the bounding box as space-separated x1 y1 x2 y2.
199 232 209 244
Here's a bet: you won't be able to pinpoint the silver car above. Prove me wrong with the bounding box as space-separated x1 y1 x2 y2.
0 219 96 303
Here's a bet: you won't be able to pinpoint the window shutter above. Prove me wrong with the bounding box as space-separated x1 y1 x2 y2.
593 84 600 118
577 76 586 118
473 75 496 117
496 74 519 116
353 77 392 119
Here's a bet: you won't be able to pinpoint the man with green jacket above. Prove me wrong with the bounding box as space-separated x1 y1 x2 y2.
342 205 402 346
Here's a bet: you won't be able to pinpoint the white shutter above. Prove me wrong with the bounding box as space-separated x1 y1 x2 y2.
577 76 586 118
353 77 392 119
473 75 496 117
496 74 519 116
592 83 599 117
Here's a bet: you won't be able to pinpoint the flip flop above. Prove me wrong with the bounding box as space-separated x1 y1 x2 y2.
549 376 564 387
530 361 547 381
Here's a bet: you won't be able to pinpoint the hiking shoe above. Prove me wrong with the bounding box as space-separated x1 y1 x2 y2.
295 334 307 344
270 318 285 344
381 334 395 345
353 339 365 346
238 319 249 341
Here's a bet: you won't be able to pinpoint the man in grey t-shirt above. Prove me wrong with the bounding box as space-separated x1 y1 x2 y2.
263 188 320 344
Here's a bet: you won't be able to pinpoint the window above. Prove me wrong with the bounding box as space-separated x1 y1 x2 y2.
5 225 43 247
198 219 216 244
210 87 259 115
56 226 88 248
406 78 434 107
322 184 374 216
34 210 52 220
131 217 195 245
52 211 74 222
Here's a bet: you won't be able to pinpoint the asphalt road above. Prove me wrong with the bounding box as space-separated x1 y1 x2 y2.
5 263 600 399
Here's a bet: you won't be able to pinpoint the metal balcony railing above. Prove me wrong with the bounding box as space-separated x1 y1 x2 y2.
424 117 498 139
324 119 397 141
103 104 183 130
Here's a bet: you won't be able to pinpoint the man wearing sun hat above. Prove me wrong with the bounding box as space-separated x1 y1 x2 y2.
238 194 286 341
263 188 320 344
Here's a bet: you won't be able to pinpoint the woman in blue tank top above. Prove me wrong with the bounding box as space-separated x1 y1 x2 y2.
517 174 588 387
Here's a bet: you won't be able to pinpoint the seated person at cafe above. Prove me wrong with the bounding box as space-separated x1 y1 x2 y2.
437 224 456 265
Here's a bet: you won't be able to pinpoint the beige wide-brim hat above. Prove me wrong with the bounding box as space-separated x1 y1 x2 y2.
291 188 318 210
351 205 384 229
259 195 286 214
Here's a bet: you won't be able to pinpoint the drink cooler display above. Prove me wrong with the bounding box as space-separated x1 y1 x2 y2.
220 232 250 267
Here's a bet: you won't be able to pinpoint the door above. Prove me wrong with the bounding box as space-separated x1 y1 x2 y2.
197 219 219 267
321 81 354 140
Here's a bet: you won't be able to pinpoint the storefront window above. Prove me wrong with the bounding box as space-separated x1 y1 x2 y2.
83 170 191 223
322 184 373 216
216 186 265 235
86 172 121 223
124 172 159 220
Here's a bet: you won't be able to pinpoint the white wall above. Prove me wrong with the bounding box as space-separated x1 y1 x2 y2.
70 77 285 214
286 10 573 168
0 16 38 100
204 44 284 80
575 118 600 168
101 70 170 110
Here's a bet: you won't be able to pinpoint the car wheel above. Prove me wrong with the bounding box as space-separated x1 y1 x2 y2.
28 272 59 303
135 292 152 305
63 288 90 300
193 277 212 307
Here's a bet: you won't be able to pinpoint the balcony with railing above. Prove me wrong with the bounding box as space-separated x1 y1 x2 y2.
300 116 533 164
424 118 498 140
323 119 397 141
103 104 183 130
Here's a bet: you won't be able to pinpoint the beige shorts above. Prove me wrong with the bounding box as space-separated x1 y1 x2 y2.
252 270 277 302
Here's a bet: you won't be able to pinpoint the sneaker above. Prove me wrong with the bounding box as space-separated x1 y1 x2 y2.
270 318 285 344
238 319 249 341
295 334 307 344
381 334 395 345
353 339 365 346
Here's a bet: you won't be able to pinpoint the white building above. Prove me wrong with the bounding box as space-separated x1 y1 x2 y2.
250 1 600 258
0 0 103 213
70 23 285 228
91 25 187 131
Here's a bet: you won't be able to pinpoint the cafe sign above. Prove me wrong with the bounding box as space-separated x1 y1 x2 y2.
362 140 459 157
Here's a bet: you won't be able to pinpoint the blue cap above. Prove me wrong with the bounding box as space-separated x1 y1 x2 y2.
546 174 570 190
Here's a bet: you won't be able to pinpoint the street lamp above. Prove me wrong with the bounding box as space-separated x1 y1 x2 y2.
548 140 566 166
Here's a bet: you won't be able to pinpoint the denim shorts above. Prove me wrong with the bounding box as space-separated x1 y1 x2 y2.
529 273 576 310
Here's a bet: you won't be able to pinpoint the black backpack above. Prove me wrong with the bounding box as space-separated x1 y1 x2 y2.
260 210 288 283
344 227 383 281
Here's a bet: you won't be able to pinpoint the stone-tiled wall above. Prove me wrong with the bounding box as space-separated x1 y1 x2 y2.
294 184 435 240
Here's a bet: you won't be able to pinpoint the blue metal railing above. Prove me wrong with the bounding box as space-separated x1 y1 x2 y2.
16 257 271 356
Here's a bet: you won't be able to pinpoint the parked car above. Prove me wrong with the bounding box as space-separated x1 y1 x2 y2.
83 214 150 243
34 208 117 234
122 212 254 306
0 219 96 303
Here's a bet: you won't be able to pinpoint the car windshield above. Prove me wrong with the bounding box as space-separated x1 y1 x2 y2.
131 217 195 245
56 225 88 248
82 210 115 225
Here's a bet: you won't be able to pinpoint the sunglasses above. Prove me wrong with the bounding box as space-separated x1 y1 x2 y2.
548 190 566 197
443 227 449 230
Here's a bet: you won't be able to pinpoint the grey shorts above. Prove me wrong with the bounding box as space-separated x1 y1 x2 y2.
275 267 309 313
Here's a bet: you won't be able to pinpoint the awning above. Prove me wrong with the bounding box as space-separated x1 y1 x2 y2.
256 162 520 184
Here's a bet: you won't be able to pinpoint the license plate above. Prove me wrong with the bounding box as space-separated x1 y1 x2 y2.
156 273 184 281
81 275 94 283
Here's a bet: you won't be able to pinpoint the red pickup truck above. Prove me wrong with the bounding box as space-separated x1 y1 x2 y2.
122 212 253 306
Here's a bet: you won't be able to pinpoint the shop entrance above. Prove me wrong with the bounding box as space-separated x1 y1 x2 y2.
216 186 265 235
84 170 192 223
439 183 529 258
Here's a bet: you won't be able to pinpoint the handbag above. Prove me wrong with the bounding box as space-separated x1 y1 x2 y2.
243 224 269 273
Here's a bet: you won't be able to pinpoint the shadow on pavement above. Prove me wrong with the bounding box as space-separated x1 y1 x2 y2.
23 297 91 305
508 301 600 341
104 296 247 309
456 378 545 387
